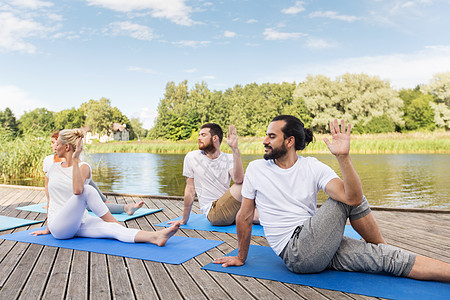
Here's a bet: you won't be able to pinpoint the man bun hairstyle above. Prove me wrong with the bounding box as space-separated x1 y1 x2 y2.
59 128 85 151
201 123 224 144
271 115 314 150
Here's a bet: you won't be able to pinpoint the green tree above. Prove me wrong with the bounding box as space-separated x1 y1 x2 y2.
53 107 86 130
130 117 147 140
18 107 55 133
421 72 450 129
0 107 20 137
294 73 403 133
80 98 114 135
399 88 435 131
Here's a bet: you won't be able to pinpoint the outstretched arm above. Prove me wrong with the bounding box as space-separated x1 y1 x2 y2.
323 119 363 206
213 197 255 267
227 125 244 184
168 177 196 225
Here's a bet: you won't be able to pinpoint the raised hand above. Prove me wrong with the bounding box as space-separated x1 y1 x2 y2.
227 125 239 150
73 137 83 160
323 119 351 156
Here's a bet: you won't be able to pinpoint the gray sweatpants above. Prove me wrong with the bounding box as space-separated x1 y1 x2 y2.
280 197 415 277
87 180 125 214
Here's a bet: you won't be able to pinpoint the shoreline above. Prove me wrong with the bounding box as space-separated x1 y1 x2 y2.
2 183 449 214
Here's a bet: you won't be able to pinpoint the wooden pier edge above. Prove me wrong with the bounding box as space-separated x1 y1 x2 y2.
1 183 449 214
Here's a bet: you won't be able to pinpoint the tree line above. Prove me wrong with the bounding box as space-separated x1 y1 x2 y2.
149 72 450 140
1 72 449 142
0 98 147 141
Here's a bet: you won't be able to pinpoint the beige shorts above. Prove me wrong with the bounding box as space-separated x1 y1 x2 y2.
207 189 241 226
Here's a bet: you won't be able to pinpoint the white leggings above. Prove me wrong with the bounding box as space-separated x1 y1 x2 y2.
48 185 139 243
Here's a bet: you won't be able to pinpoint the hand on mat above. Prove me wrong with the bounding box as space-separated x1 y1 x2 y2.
30 228 50 236
213 256 244 267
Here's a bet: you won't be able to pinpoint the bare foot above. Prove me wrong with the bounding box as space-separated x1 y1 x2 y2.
154 223 180 247
124 201 144 215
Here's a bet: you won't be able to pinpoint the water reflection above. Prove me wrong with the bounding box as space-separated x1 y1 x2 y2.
6 153 449 209
87 153 449 209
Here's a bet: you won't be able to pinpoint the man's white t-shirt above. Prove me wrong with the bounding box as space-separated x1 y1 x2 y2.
47 162 91 223
183 150 234 215
241 156 338 255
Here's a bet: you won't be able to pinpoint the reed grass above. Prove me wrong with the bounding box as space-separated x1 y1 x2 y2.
0 134 49 181
86 131 450 154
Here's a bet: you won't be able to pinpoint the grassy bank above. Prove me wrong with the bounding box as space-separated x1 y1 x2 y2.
86 131 450 154
0 134 49 181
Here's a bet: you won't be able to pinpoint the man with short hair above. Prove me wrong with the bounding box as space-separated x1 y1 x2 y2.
214 115 450 282
169 123 253 226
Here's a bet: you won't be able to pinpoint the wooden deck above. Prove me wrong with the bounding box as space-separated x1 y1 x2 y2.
0 185 449 300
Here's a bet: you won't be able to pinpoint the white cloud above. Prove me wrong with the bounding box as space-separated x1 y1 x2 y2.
264 45 450 89
246 19 258 24
263 28 307 40
202 75 215 80
306 38 336 49
132 107 156 129
172 40 210 48
0 85 47 117
0 12 50 53
184 68 197 73
8 0 53 9
282 1 305 15
128 66 159 74
104 21 158 40
309 11 361 22
223 30 236 38
86 0 195 26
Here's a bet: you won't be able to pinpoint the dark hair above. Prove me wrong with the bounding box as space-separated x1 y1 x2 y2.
271 115 314 150
201 123 224 143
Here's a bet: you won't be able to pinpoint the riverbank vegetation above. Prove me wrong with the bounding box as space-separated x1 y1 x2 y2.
1 72 449 181
86 131 450 154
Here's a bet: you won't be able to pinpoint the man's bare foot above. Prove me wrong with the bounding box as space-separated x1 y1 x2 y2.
154 223 180 247
124 201 144 215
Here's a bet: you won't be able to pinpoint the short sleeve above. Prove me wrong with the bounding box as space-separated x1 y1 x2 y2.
313 159 339 191
43 155 53 174
241 162 257 199
182 152 194 178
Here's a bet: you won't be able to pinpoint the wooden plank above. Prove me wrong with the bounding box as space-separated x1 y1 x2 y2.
19 246 58 300
66 250 89 299
0 244 43 299
42 248 73 300
89 253 111 300
107 255 135 299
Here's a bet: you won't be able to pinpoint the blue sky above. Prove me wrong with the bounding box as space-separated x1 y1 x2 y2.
1 0 449 129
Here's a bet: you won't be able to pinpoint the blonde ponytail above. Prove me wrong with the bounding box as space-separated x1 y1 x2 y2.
59 128 85 151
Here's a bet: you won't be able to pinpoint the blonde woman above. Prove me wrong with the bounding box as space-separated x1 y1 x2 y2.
43 131 144 215
32 129 179 246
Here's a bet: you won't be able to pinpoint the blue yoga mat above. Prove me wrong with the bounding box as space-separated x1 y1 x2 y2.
16 203 163 222
203 245 450 300
1 226 223 264
155 213 265 236
156 214 361 240
0 215 44 231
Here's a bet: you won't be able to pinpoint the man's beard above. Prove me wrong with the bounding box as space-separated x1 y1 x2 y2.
263 143 288 160
199 137 215 153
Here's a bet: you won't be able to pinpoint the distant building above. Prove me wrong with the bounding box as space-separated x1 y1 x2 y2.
83 123 129 144
112 123 129 141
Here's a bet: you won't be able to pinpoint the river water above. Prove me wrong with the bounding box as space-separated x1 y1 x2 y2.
8 153 449 209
